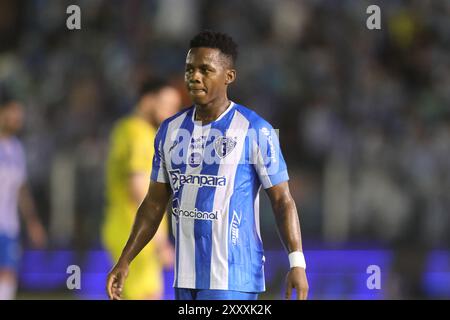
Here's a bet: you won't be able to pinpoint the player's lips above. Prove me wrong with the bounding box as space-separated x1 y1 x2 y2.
189 87 207 95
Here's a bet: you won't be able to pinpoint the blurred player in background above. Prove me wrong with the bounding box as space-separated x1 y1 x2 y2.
102 78 181 299
0 87 47 300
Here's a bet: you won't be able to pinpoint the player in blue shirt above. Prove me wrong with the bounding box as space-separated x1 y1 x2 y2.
107 31 309 300
0 88 47 300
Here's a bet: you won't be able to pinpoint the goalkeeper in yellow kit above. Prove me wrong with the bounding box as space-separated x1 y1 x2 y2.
102 78 181 299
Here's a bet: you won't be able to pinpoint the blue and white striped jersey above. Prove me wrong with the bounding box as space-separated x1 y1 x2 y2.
151 102 289 292
0 137 27 238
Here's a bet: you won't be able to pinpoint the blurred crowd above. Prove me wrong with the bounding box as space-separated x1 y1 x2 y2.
0 0 448 258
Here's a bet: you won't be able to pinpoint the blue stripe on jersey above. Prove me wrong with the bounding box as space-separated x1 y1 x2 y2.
194 106 236 289
151 121 169 182
227 133 250 290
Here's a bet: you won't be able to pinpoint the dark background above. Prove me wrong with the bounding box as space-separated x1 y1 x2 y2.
0 0 449 299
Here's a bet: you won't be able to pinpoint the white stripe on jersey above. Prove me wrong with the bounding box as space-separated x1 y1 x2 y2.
162 112 188 287
253 139 272 188
253 186 265 292
254 186 262 243
176 122 212 288
156 138 168 183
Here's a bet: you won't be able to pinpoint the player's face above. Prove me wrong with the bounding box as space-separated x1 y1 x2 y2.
0 102 24 135
185 47 235 105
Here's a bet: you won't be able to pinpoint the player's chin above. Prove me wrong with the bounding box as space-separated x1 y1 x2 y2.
189 93 209 105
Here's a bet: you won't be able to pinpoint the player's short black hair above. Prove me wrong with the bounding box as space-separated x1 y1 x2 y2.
189 30 238 66
138 77 170 99
0 85 15 109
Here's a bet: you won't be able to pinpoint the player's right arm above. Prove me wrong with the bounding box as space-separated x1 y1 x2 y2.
106 180 171 300
129 172 174 269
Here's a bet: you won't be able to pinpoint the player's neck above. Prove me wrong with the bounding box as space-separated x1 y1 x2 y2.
194 96 230 124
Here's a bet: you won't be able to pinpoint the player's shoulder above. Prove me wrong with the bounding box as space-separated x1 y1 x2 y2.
233 103 273 130
112 116 146 136
112 115 133 131
1 137 26 160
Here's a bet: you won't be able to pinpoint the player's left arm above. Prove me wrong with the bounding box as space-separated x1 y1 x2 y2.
18 183 47 248
266 181 309 300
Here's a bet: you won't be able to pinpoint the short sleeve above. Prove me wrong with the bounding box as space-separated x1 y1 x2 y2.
251 122 289 189
150 124 169 183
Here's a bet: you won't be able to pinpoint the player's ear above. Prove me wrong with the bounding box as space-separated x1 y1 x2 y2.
225 69 236 85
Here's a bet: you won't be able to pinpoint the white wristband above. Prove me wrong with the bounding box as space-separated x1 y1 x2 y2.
288 251 306 269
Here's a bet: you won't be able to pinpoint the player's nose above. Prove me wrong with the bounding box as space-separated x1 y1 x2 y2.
189 69 202 82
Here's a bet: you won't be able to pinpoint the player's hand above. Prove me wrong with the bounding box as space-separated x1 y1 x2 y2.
285 267 309 300
106 261 129 300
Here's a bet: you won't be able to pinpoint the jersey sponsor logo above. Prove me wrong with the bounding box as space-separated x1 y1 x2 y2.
169 169 227 191
214 136 237 158
173 207 220 221
230 210 242 246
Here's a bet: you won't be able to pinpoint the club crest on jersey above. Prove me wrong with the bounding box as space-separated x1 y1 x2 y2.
214 136 237 158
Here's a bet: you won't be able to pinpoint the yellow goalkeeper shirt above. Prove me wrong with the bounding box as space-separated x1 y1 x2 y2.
103 115 165 251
